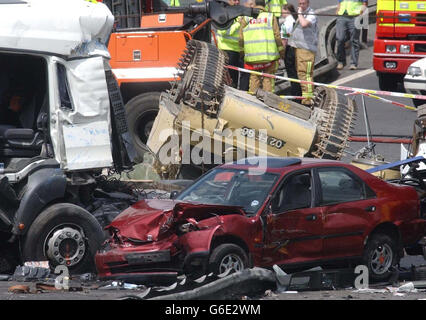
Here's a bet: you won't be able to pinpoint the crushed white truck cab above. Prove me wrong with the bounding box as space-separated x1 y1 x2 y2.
0 0 137 273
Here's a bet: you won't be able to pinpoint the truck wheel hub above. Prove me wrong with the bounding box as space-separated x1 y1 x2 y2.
46 227 86 267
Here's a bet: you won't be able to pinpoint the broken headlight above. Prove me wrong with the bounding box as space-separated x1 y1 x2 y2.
177 219 199 234
178 222 193 234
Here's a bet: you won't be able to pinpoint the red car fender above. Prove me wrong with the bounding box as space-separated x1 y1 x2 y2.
178 225 223 255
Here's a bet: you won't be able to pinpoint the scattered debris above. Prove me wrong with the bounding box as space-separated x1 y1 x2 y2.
397 282 417 293
79 273 96 282
98 281 148 291
12 264 50 282
0 275 10 281
413 265 426 281
273 265 356 292
23 261 49 268
8 285 30 294
263 289 276 297
352 288 388 294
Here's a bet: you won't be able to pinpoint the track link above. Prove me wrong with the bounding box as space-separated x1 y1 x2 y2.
311 87 357 160
170 40 228 117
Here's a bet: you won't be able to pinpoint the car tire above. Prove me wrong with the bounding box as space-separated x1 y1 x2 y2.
22 203 105 274
125 92 160 160
208 244 248 276
362 233 400 282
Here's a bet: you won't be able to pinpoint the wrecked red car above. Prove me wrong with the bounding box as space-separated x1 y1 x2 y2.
95 157 426 284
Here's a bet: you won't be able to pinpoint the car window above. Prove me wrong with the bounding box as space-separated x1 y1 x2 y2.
318 168 371 205
176 168 279 215
272 172 312 213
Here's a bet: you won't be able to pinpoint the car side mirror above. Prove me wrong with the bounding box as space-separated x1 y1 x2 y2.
170 190 179 199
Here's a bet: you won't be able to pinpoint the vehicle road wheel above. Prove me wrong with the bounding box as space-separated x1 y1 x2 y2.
362 233 399 282
208 244 248 277
125 92 160 160
378 73 399 92
22 203 105 274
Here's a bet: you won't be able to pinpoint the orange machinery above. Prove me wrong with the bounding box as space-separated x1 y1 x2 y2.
102 0 221 158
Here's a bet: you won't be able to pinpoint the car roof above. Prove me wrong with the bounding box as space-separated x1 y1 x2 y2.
220 157 343 173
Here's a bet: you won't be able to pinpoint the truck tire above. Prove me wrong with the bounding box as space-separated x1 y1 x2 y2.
21 203 105 274
378 73 399 92
208 244 248 277
362 233 400 282
125 92 160 160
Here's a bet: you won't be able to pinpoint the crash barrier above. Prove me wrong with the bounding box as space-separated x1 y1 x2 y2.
148 268 276 300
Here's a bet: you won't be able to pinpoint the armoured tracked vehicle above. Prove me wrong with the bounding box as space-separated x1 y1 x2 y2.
146 40 358 178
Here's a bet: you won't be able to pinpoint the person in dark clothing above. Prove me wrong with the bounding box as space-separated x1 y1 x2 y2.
284 46 302 97
280 4 302 97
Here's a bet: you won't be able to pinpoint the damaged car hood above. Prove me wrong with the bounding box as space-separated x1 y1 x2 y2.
108 199 246 241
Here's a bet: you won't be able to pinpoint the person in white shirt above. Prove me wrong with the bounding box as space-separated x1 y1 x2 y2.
280 4 296 47
280 4 301 99
287 0 318 105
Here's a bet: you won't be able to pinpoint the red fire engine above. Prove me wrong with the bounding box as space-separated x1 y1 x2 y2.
373 0 426 92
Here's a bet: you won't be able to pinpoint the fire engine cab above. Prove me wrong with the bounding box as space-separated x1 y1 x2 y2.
373 0 426 92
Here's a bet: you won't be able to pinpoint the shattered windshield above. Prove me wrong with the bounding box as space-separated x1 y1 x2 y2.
176 168 279 215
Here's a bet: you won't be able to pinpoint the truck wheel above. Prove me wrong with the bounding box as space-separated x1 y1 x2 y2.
208 244 248 276
125 92 160 160
22 203 105 274
378 73 399 92
362 233 399 282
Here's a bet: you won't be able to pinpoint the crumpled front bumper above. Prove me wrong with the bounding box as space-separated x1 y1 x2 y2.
95 237 210 285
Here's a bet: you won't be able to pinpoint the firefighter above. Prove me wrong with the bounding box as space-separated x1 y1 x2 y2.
239 0 285 93
164 0 181 6
336 0 367 70
265 0 287 19
287 0 318 106
216 0 243 88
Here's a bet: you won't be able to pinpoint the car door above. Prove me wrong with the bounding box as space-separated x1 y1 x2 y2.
316 167 380 259
50 56 113 171
263 170 324 266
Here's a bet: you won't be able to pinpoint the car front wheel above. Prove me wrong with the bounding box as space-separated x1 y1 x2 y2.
362 233 399 281
208 244 248 277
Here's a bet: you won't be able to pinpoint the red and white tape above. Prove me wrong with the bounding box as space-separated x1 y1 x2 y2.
227 65 426 110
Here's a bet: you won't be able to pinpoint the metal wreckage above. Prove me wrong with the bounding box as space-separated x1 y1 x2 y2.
146 39 357 178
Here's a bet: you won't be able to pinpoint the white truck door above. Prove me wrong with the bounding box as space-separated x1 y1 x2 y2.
51 56 113 171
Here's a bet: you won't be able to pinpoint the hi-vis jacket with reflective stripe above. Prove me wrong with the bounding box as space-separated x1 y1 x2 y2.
337 0 365 16
216 18 241 52
165 0 180 6
240 11 284 63
265 0 287 18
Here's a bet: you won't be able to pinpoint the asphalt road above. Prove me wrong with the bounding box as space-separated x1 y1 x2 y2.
311 0 415 164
